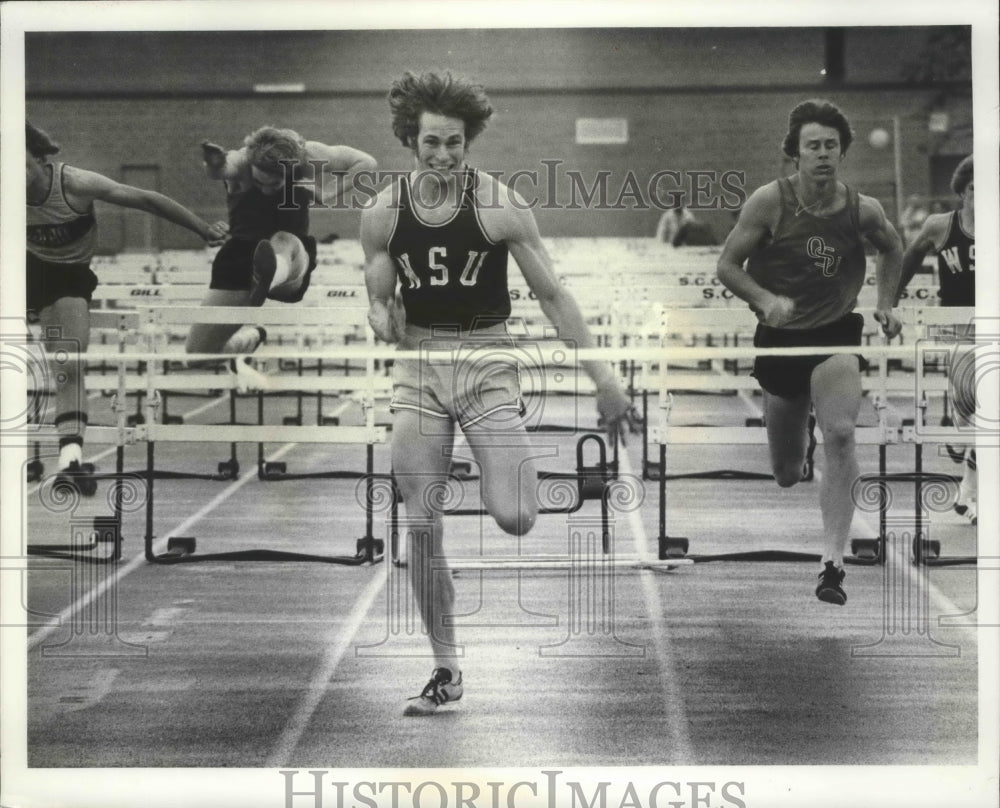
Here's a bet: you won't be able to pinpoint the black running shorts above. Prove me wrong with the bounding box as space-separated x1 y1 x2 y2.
752 312 867 399
26 252 99 314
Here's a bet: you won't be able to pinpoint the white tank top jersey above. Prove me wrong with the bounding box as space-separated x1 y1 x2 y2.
26 163 98 264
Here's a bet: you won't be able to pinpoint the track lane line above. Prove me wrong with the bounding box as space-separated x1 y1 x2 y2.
26 441 300 650
617 447 696 763
264 569 386 766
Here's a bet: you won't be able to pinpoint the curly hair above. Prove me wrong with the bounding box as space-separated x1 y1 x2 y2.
950 155 973 195
26 120 60 158
243 126 306 174
782 99 854 158
389 71 493 148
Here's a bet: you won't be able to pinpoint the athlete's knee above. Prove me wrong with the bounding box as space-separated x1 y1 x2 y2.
493 500 538 536
773 463 804 488
820 421 855 454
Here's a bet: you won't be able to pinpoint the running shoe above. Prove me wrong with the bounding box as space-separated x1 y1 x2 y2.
52 460 97 497
403 667 464 716
815 561 846 605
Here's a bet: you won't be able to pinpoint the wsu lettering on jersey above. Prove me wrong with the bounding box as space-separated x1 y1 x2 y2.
388 169 511 331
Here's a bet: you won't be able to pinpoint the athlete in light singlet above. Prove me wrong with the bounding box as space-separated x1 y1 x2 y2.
717 99 904 605
897 155 976 523
26 120 228 494
187 127 376 356
362 71 639 715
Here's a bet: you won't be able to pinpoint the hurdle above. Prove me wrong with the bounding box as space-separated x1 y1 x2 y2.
72 306 391 565
620 339 933 566
25 313 142 564
387 429 690 573
865 306 979 567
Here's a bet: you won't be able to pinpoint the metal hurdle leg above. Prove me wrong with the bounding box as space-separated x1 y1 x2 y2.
653 424 882 566
907 441 976 567
142 436 385 566
28 443 126 564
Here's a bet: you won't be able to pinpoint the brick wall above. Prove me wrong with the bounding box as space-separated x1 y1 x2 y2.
25 28 971 248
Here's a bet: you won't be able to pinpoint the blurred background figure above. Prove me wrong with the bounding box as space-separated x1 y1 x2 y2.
655 205 719 247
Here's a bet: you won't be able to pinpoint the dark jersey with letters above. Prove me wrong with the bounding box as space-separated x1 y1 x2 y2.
388 168 511 332
746 177 867 329
935 211 974 307
26 163 97 264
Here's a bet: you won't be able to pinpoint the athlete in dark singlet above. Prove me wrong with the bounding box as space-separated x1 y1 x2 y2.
187 127 376 357
26 120 227 492
717 99 903 605
897 155 976 523
898 155 974 309
363 71 639 716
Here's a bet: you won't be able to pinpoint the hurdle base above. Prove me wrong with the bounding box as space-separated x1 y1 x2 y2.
850 537 883 563
256 460 368 481
658 536 690 560
656 536 882 566
644 463 773 481
910 536 974 567
148 534 383 566
28 516 122 564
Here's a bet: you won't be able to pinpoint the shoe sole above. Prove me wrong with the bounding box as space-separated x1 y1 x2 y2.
402 689 463 717
249 241 277 307
816 588 847 606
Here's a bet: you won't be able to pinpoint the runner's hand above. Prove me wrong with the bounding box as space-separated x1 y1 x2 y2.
758 294 796 328
368 299 403 343
873 308 902 339
596 382 642 446
203 221 229 247
201 141 227 172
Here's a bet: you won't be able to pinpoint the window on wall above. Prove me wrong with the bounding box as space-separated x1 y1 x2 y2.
575 118 628 145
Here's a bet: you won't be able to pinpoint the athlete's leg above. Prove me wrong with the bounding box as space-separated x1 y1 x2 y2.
185 288 256 354
462 413 539 536
810 354 863 566
251 231 310 304
392 410 461 678
38 296 90 469
763 389 812 488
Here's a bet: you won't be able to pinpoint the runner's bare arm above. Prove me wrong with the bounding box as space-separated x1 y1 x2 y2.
716 183 793 326
859 195 904 337
361 192 404 343
305 142 378 208
896 213 949 304
66 166 228 244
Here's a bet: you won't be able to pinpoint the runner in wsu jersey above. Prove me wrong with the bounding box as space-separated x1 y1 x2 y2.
717 99 903 605
897 155 976 523
25 120 227 494
362 71 638 716
898 154 974 309
388 166 511 332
